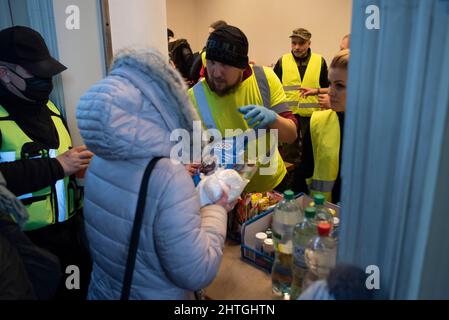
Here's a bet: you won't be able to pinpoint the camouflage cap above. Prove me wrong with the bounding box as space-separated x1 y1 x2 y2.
290 28 312 40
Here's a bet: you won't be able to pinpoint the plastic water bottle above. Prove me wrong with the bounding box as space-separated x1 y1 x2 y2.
290 206 317 300
313 194 334 229
331 216 340 243
303 222 337 291
271 190 303 298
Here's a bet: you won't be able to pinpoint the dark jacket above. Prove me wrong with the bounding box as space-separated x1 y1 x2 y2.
168 39 195 80
0 173 61 300
0 102 65 197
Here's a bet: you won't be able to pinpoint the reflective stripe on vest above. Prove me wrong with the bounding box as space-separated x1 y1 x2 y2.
1 148 68 223
49 149 67 222
253 65 270 109
0 101 73 230
193 82 216 129
281 52 322 116
193 65 273 129
310 179 335 193
308 109 340 202
271 102 291 114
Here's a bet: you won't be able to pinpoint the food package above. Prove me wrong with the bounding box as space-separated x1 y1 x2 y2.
197 168 249 207
234 191 284 224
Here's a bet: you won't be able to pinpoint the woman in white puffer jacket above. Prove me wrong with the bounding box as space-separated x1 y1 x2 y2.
76 48 231 300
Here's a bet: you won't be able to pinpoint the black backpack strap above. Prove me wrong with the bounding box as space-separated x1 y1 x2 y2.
120 157 163 300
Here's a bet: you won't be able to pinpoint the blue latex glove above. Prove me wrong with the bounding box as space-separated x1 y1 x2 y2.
238 105 277 129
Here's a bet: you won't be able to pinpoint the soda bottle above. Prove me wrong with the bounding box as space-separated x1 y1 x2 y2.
290 206 317 299
303 222 337 291
271 190 303 298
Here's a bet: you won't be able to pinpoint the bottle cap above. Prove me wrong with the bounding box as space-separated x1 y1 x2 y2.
305 206 316 218
333 217 340 226
262 238 274 254
317 222 331 236
265 229 273 238
313 194 325 205
283 190 294 200
255 232 267 241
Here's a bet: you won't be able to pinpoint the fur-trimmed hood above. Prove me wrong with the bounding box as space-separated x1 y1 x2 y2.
76 48 199 160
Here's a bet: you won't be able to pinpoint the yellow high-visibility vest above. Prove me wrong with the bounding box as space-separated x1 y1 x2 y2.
281 52 322 117
308 109 340 202
189 65 289 192
0 101 81 231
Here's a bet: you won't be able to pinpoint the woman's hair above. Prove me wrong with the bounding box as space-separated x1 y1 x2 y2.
209 20 228 30
330 49 350 70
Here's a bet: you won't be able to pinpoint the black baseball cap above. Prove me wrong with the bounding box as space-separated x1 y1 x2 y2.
0 26 67 78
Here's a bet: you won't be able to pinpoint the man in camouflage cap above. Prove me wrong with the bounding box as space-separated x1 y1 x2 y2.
273 27 329 194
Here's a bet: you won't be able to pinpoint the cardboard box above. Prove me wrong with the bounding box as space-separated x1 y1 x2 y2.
240 194 340 273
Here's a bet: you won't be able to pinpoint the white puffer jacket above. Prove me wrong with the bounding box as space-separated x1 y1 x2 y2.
76 49 227 300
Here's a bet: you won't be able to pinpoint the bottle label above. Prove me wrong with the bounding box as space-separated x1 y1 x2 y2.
278 241 293 254
293 246 307 268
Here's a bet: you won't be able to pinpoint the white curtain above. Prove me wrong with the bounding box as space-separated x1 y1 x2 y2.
339 0 449 299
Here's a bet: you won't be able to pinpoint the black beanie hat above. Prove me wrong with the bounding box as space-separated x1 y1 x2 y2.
206 25 249 69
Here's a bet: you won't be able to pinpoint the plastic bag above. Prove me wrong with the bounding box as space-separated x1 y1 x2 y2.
197 168 249 207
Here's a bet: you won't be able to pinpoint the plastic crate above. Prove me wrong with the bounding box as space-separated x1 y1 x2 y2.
240 194 340 273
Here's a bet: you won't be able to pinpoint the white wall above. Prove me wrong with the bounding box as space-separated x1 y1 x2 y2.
165 0 197 49
167 0 352 66
109 0 168 57
53 0 105 147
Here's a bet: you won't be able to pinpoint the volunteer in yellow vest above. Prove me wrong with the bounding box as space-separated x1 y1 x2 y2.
299 49 350 203
273 28 329 194
188 25 298 192
0 26 94 299
273 28 329 117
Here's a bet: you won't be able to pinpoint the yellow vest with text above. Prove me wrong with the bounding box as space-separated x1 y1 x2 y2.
189 65 289 192
0 101 80 231
281 52 322 117
308 109 340 202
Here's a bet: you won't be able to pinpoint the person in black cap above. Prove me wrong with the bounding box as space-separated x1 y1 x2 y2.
0 26 94 299
188 25 298 193
273 28 330 195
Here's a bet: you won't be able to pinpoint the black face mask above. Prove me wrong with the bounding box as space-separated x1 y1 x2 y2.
22 77 53 103
0 75 57 148
0 76 52 113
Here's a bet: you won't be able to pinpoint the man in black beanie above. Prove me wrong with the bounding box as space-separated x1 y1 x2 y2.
188 25 297 192
0 26 94 299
